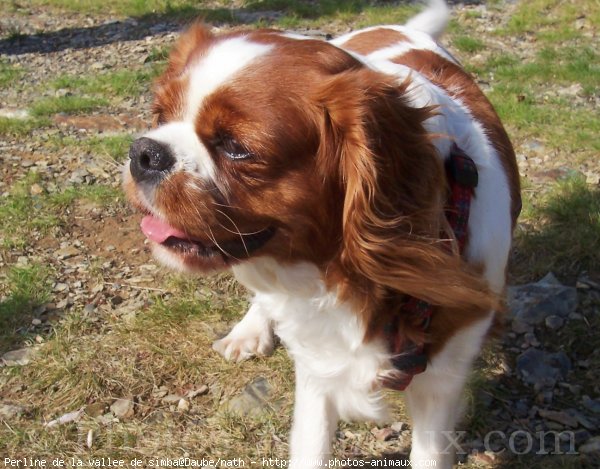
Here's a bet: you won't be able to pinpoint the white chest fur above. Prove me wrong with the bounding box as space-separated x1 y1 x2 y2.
232 258 391 422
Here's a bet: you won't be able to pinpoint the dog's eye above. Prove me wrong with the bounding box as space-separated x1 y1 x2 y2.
217 135 252 161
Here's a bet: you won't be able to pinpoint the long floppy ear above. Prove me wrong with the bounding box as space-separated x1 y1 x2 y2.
316 68 495 326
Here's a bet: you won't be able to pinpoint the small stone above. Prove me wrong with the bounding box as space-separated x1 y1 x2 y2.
391 421 407 432
226 377 273 417
538 409 578 427
152 386 169 398
177 398 190 412
579 436 600 454
508 275 578 325
568 409 597 431
30 183 43 195
2 348 34 366
516 348 572 388
110 398 134 419
56 246 79 260
186 385 209 399
511 319 531 334
0 403 26 419
545 315 564 330
54 283 68 292
371 427 396 441
582 396 600 414
85 402 107 417
162 394 183 404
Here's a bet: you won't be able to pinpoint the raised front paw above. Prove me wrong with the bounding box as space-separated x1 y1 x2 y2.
212 317 275 362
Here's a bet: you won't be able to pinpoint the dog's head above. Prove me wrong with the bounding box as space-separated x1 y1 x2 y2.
124 24 493 318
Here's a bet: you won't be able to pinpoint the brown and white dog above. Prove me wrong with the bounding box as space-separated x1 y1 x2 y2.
123 0 520 466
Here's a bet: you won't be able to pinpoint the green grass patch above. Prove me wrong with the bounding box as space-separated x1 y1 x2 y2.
0 264 51 351
0 172 122 250
513 175 600 281
0 116 50 137
500 0 599 42
0 59 24 89
453 35 486 54
30 95 108 117
51 67 162 100
49 134 134 162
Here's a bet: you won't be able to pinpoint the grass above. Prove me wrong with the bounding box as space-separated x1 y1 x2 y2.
500 0 600 42
513 175 600 282
48 134 134 162
0 172 122 250
51 67 163 99
0 264 52 351
452 35 486 54
0 116 50 137
0 60 24 89
30 95 109 117
474 45 600 159
1 273 296 458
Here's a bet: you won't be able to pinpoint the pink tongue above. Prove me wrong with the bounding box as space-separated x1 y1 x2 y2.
140 215 189 244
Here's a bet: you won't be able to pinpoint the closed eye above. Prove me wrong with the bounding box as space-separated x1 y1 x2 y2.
216 135 253 161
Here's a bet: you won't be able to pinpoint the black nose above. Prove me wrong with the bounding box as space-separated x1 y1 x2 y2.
129 137 175 183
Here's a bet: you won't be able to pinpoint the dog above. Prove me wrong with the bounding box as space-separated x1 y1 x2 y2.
123 0 521 466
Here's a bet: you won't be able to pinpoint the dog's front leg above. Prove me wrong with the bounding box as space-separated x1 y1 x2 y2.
289 364 338 469
212 294 275 362
405 313 494 469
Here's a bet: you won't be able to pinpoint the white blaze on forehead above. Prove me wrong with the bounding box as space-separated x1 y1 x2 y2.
140 38 273 184
183 37 275 122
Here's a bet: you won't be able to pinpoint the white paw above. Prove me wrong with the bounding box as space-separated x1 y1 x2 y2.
212 319 274 362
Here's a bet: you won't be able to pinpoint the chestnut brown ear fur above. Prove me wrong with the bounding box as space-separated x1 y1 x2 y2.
316 68 497 339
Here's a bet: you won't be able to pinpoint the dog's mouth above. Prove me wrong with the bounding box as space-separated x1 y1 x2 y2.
140 214 276 268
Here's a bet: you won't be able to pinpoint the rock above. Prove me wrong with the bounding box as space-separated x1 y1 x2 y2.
582 396 600 414
2 348 34 366
30 183 44 195
110 398 134 419
177 398 190 412
544 315 564 330
162 394 183 404
579 436 600 454
567 409 597 431
508 274 578 326
85 402 107 418
0 403 26 419
186 385 209 399
516 348 571 388
56 246 79 260
371 427 397 441
226 377 274 417
511 318 532 334
538 409 578 427
391 421 407 432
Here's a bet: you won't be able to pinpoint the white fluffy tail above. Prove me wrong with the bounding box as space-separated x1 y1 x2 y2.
405 0 450 40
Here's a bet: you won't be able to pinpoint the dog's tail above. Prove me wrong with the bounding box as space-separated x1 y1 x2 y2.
405 0 451 40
